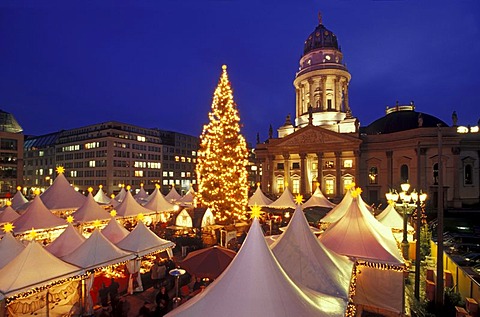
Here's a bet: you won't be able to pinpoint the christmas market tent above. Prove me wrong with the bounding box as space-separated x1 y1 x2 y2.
12 196 67 235
11 190 28 211
0 232 25 269
134 184 149 203
319 195 405 314
72 192 110 224
175 209 193 228
93 186 111 205
178 188 195 206
114 191 156 218
320 190 353 224
166 218 346 317
113 187 127 203
201 208 215 227
271 204 353 300
143 187 176 212
302 187 336 209
45 223 86 258
165 186 182 204
38 173 86 211
376 203 414 232
268 187 296 209
101 218 130 244
247 186 273 207
61 229 134 270
0 205 20 223
0 240 83 303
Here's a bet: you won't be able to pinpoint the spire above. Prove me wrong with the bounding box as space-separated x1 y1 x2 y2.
318 11 323 25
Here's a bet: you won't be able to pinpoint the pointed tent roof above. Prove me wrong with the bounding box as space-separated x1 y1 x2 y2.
0 241 82 299
114 187 127 203
45 223 86 258
302 187 336 209
61 229 134 270
175 209 193 228
13 196 67 234
115 191 156 218
134 185 149 202
376 203 414 232
72 192 110 224
165 218 345 317
0 206 20 223
165 186 182 203
201 208 215 227
101 218 130 244
179 188 195 206
0 232 25 269
248 186 273 207
116 221 175 257
271 204 353 299
143 188 176 212
268 187 296 209
320 191 353 224
39 173 86 210
94 187 111 205
11 191 28 210
319 197 404 265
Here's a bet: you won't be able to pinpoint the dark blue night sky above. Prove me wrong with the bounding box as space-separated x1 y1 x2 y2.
1 1 479 144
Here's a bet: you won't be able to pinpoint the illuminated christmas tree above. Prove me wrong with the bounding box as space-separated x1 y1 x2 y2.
196 65 249 224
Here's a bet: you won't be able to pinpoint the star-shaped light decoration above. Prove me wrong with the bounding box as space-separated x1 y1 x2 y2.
28 228 37 240
294 194 304 205
155 184 160 189
140 183 144 187
126 185 131 191
110 209 117 217
6 201 12 207
87 187 93 193
56 166 65 174
66 215 74 223
99 184 103 189
351 187 362 198
17 186 22 191
136 213 145 222
3 222 14 233
388 200 396 206
34 189 41 196
93 219 102 228
110 194 115 199
249 204 263 219
345 182 356 191
256 182 261 188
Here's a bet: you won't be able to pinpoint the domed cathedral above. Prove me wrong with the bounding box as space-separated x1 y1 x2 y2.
255 13 480 210
256 13 362 202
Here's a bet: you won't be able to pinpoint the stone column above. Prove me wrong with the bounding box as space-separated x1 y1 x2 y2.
335 151 342 199
260 157 268 194
344 82 351 117
354 150 361 183
322 76 327 111
451 147 462 208
300 152 307 195
335 76 341 111
295 87 300 118
317 152 323 190
386 151 393 188
283 153 290 191
308 79 314 109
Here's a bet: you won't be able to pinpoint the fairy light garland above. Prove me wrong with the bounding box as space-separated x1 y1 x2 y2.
345 262 359 317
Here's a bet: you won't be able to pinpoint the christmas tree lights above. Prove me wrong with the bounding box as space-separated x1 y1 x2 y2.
196 65 249 224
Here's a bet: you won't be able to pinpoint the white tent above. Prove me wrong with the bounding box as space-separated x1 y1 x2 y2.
166 218 345 317
268 187 296 209
13 196 67 235
101 217 130 244
134 184 149 203
39 173 86 211
0 240 82 300
320 191 353 224
247 186 273 207
175 209 192 228
0 205 20 223
165 186 182 203
115 191 156 218
72 192 111 224
61 229 134 270
113 187 127 203
143 187 176 212
302 187 336 209
93 186 111 205
11 191 28 210
116 221 175 257
179 188 194 206
201 208 215 227
376 203 414 232
45 223 86 258
0 232 25 269
271 204 353 300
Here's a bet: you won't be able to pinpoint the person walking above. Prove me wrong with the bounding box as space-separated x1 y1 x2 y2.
154 286 170 316
109 278 120 313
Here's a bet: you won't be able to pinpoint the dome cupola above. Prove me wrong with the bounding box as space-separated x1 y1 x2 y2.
303 13 340 55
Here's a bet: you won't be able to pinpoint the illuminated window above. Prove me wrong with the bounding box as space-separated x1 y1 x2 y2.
325 178 334 195
251 166 257 171
175 156 180 162
175 180 180 185
312 162 318 170
89 161 95 167
187 158 191 162
369 167 378 184
292 179 300 194
343 159 353 168
181 172 185 177
324 160 334 169
137 136 146 142
277 178 284 192
163 180 169 185
135 170 144 177
163 171 168 177
343 176 354 193
186 172 191 177
181 157 186 162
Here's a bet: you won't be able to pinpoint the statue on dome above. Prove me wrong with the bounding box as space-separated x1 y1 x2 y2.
452 111 458 127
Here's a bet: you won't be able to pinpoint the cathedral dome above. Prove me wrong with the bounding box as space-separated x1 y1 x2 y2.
303 15 340 56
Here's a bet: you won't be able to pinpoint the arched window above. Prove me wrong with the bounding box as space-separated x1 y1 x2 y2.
369 166 378 184
400 164 409 183
465 164 473 185
433 163 439 185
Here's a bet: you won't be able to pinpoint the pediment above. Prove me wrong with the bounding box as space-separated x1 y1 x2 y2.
275 126 360 148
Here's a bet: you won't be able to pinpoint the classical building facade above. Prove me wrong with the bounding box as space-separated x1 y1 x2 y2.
255 15 480 209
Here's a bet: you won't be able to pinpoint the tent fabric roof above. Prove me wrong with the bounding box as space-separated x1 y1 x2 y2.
143 188 176 212
0 241 82 299
248 186 273 207
302 187 336 209
134 186 149 202
72 193 111 224
320 192 353 224
268 187 296 209
319 197 404 265
13 196 67 234
101 218 130 244
45 224 86 258
165 187 182 203
376 204 414 231
271 204 353 299
0 206 20 223
94 188 111 205
114 187 127 203
179 188 195 206
116 221 175 257
0 232 25 269
165 218 345 317
175 209 193 228
11 191 28 210
39 173 86 210
115 191 156 218
61 229 134 270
